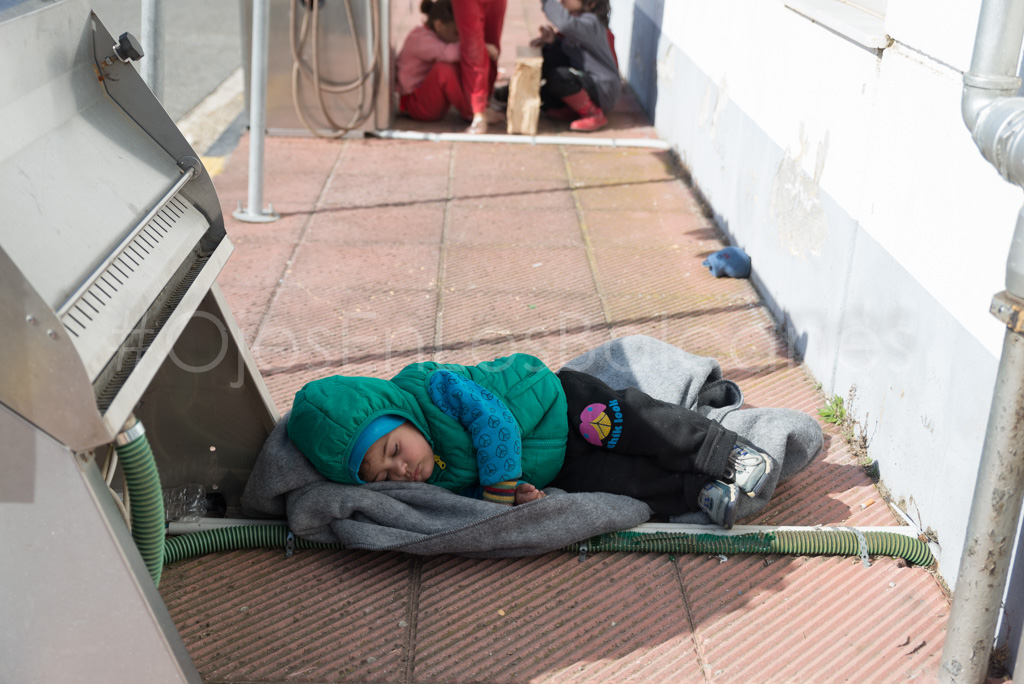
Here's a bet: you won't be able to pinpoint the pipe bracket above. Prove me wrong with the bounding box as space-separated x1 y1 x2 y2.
990 291 1024 332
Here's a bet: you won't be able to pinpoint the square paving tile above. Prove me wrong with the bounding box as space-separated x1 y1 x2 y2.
255 286 438 375
334 139 454 179
448 184 577 212
224 210 310 245
677 554 945 682
438 291 609 368
320 170 451 211
287 241 440 293
443 245 595 296
413 552 705 682
452 175 571 206
575 178 693 213
583 209 713 251
566 148 682 185
217 242 296 342
591 246 757 300
161 549 416 682
604 295 779 367
452 143 570 181
447 205 584 248
306 203 446 245
214 138 342 208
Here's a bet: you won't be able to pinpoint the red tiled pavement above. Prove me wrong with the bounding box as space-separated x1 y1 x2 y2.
158 1 952 681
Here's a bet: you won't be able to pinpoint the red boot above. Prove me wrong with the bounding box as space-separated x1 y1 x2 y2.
561 90 608 132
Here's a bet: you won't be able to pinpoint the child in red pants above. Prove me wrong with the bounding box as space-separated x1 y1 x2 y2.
396 0 497 122
452 0 507 134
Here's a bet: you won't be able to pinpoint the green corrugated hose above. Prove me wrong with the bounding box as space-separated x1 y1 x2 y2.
566 529 935 566
160 525 933 568
114 420 167 586
116 420 934 576
164 525 342 564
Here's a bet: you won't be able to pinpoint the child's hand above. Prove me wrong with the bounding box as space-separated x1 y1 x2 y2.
530 25 556 47
485 43 499 61
514 483 547 505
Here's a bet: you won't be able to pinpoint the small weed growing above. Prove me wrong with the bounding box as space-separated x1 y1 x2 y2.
819 395 846 425
818 388 871 471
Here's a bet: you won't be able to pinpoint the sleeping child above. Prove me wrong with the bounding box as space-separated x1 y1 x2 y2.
286 351 791 529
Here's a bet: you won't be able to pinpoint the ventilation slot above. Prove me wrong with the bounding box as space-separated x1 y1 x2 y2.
61 199 191 340
57 193 211 382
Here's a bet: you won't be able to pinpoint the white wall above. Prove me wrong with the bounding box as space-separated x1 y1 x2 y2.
607 0 1023 593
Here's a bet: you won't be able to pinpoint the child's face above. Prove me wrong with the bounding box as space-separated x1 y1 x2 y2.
559 0 584 15
433 18 459 44
358 421 435 483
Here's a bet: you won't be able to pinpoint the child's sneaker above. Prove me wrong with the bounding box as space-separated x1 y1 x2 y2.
699 481 738 529
724 442 773 497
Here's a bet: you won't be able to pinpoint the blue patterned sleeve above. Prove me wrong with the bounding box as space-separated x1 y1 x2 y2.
427 370 523 494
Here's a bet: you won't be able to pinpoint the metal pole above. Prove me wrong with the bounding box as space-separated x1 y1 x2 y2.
940 308 1024 682
233 0 279 224
942 0 1024 677
140 0 164 101
942 155 1024 684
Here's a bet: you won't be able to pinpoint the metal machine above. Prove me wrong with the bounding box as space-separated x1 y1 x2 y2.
243 0 390 137
0 1 278 680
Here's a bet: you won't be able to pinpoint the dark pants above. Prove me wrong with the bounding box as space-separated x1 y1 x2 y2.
552 369 738 516
540 42 598 109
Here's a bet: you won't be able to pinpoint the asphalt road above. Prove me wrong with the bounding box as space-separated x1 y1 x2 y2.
90 0 244 122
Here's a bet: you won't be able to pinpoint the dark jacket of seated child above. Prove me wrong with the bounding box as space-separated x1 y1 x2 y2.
287 353 773 527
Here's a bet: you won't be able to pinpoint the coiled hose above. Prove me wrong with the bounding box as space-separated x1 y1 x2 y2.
114 417 166 586
115 418 933 576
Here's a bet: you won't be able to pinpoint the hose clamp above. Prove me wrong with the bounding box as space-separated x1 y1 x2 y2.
115 419 146 445
577 541 588 563
845 527 871 567
286 531 295 558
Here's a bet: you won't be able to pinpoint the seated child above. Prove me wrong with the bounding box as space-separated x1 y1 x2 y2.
531 0 621 132
287 353 774 529
396 0 499 122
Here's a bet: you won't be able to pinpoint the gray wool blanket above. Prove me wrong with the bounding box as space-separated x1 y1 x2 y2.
240 335 823 555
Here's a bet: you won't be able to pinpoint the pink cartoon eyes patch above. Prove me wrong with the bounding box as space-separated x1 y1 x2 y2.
579 402 611 446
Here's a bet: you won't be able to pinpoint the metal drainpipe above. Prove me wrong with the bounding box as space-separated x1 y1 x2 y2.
941 0 1024 681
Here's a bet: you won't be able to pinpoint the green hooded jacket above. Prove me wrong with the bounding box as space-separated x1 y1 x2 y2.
287 354 568 493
